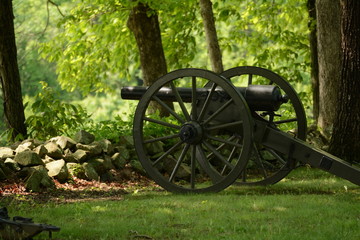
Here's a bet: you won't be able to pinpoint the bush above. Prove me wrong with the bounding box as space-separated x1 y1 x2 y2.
25 82 92 140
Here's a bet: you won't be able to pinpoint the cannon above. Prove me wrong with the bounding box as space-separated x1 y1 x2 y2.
121 66 360 193
0 207 60 240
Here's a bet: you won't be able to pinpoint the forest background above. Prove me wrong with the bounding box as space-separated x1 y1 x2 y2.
1 0 358 162
1 0 310 139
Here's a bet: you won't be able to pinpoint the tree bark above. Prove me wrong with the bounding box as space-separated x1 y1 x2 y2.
199 0 223 73
307 0 319 124
127 3 170 116
315 0 341 138
127 3 167 86
0 0 27 140
329 0 360 163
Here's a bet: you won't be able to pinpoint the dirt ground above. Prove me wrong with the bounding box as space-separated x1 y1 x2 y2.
0 168 160 204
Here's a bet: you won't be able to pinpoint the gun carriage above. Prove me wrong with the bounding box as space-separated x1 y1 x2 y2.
121 67 360 193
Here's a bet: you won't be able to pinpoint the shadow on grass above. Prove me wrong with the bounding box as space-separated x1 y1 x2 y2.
2 167 359 207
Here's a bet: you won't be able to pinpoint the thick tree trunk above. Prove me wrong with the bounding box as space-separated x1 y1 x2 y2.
0 0 27 140
127 3 170 116
199 0 223 73
329 0 360 163
127 3 167 86
315 0 341 138
307 0 319 124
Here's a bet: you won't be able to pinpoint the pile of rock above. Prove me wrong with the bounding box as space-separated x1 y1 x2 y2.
0 130 141 192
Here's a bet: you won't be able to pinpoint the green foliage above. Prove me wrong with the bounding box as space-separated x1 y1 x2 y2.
85 116 133 143
25 82 91 140
215 0 310 83
13 0 72 96
10 0 314 143
40 0 200 95
40 0 138 95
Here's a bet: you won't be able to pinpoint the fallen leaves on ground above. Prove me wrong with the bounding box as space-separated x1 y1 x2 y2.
0 169 161 205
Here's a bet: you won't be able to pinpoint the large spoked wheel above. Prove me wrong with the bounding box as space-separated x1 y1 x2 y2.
133 68 253 193
221 66 307 185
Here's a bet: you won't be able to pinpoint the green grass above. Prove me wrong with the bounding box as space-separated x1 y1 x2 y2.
2 167 360 240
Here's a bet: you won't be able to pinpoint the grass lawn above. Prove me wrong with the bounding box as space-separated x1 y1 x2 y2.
1 167 360 240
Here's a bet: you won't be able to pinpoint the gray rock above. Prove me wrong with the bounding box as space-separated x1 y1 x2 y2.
117 146 131 160
44 142 63 159
25 166 55 192
15 139 42 153
82 162 99 180
0 161 14 177
14 150 43 167
4 158 21 171
33 145 48 158
163 156 191 179
100 171 114 182
145 137 164 155
0 147 14 159
54 136 77 150
63 149 76 163
46 159 69 183
74 130 95 144
72 149 88 162
118 136 134 147
67 163 86 179
130 160 146 175
103 155 115 170
111 152 127 169
95 139 114 154
18 167 31 179
15 143 32 153
76 143 102 156
87 158 106 174
43 155 55 164
0 168 6 180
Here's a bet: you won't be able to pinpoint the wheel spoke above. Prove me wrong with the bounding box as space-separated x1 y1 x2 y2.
198 83 217 121
196 145 223 184
221 66 306 186
203 140 234 170
206 135 237 160
206 135 243 148
152 95 185 124
248 74 253 85
221 138 240 174
266 148 287 165
170 82 191 121
152 140 184 166
190 145 196 189
252 144 268 178
144 134 180 144
144 117 181 129
206 120 243 131
134 68 254 192
169 144 190 182
202 99 234 125
191 76 198 121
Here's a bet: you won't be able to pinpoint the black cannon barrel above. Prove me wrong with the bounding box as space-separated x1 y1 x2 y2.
121 85 288 111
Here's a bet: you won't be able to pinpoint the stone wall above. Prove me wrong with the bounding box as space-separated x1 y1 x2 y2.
0 130 143 192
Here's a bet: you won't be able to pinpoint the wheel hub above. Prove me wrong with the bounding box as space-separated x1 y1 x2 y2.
179 121 203 144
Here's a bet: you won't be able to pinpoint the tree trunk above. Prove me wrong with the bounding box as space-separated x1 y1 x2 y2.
199 0 223 73
315 0 341 138
0 0 27 140
127 3 170 116
328 0 360 163
307 0 319 124
127 3 167 86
